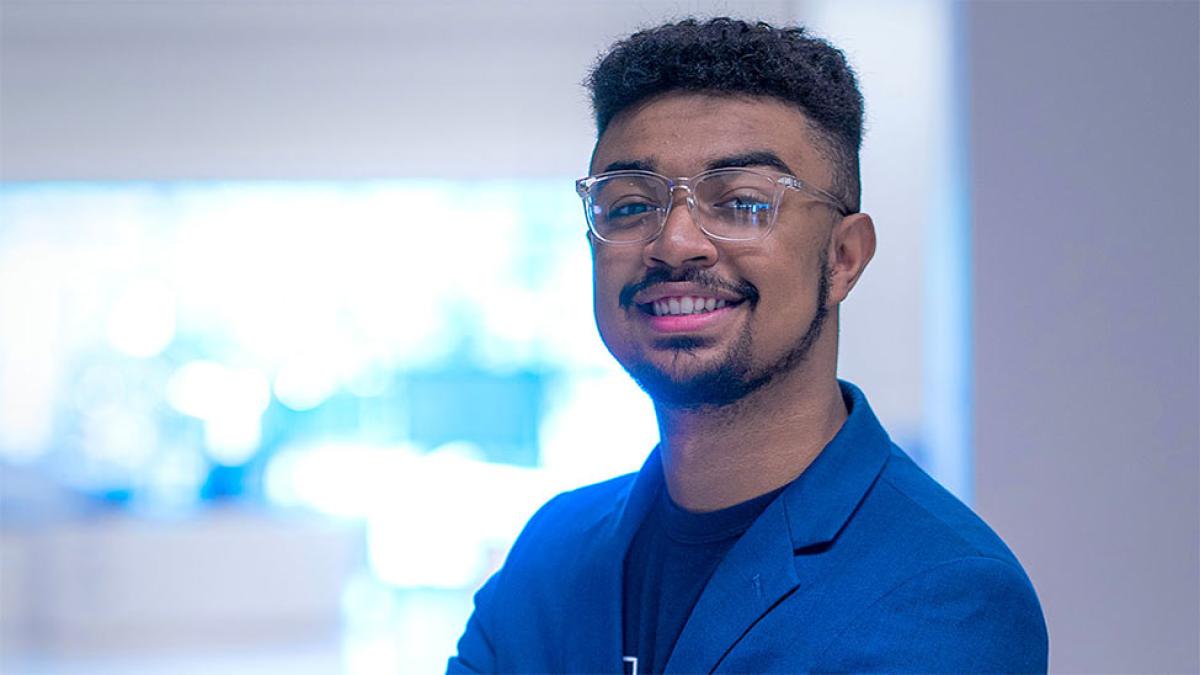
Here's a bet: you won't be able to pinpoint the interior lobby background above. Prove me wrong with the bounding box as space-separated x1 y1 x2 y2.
0 1 1196 674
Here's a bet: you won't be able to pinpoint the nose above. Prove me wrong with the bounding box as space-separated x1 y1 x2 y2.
642 187 719 270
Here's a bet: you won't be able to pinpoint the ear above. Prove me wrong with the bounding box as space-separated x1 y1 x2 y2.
825 212 876 306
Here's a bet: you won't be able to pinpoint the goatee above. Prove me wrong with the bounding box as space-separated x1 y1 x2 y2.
625 255 831 410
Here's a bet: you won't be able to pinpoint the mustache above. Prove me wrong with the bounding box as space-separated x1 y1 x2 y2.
618 267 760 309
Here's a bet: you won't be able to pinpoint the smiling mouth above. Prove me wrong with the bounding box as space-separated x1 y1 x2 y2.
639 296 741 317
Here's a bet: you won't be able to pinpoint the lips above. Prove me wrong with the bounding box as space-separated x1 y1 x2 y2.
620 274 755 340
630 280 747 332
646 295 729 316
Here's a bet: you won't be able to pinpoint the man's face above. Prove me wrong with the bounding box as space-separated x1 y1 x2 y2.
589 92 842 409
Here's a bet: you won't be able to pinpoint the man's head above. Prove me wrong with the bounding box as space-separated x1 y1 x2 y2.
582 18 875 411
587 17 864 213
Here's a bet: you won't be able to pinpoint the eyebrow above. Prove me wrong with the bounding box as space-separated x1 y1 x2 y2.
705 151 794 175
599 159 656 173
598 151 796 176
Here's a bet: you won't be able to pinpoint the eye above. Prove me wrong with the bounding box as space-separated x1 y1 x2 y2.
714 193 771 213
608 200 658 219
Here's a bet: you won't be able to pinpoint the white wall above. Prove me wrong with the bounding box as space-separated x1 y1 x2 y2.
0 0 950 471
0 0 809 181
968 2 1200 672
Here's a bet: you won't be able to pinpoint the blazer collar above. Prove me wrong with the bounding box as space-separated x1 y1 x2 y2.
781 380 893 550
614 446 668 539
665 380 893 673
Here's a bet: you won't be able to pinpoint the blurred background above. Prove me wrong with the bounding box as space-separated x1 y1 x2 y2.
0 1 1195 673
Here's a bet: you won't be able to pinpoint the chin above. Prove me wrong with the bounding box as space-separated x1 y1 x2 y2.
630 362 759 409
624 345 760 410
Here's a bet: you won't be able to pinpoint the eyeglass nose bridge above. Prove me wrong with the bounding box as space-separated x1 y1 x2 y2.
657 177 704 234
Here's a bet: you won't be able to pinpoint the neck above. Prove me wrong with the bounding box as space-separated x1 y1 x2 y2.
653 354 847 513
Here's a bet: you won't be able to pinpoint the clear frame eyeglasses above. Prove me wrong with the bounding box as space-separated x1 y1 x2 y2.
575 167 849 245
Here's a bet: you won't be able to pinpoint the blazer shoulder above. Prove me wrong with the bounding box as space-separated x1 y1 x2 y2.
873 445 1027 568
502 470 636 571
450 471 639 672
817 555 1049 672
816 445 1048 671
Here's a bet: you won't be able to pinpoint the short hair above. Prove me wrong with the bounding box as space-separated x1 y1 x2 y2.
586 17 865 213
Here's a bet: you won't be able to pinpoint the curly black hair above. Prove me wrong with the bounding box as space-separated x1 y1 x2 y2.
586 17 865 212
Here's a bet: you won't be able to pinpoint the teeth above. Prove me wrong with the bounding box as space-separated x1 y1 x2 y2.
649 296 730 316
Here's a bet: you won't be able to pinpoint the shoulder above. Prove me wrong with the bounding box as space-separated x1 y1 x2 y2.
813 446 1048 671
532 471 636 528
481 470 637 593
817 554 1048 672
449 471 638 673
869 445 1026 566
506 471 635 559
853 444 1042 606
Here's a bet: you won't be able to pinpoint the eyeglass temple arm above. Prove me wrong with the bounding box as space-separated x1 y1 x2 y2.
779 176 852 216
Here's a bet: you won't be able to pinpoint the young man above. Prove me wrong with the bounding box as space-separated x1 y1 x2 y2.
450 18 1047 673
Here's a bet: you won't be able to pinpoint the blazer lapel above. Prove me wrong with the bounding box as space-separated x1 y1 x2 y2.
562 448 665 673
663 497 800 674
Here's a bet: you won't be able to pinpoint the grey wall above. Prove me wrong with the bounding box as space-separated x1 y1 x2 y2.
968 2 1199 672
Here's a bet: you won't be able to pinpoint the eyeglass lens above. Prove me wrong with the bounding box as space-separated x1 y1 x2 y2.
587 170 780 242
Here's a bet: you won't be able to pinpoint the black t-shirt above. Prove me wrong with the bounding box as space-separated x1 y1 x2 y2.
621 485 784 675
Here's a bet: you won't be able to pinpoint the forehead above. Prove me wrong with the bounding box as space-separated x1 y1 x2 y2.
590 92 829 181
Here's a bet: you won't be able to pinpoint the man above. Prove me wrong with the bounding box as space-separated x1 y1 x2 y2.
450 17 1047 673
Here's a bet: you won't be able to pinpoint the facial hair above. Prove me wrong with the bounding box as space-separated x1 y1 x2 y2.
622 254 830 410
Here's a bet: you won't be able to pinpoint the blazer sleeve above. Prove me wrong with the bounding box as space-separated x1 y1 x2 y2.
816 556 1049 674
447 573 500 674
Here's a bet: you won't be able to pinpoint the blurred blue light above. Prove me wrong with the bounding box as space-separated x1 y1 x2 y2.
0 180 651 519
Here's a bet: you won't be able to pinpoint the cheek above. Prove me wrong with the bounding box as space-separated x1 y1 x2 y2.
752 258 822 330
591 259 630 343
591 274 612 335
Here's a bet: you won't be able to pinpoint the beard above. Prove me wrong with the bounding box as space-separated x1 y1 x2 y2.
622 255 830 411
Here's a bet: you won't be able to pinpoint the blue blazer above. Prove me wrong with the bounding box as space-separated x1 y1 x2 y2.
449 383 1048 673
